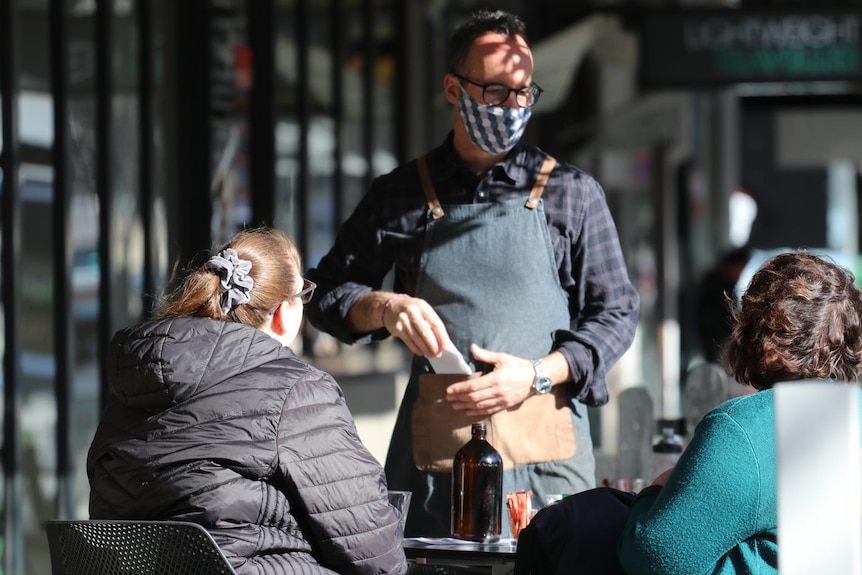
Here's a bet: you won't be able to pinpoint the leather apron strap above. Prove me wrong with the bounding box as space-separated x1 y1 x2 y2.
525 154 556 209
420 153 557 216
417 155 444 220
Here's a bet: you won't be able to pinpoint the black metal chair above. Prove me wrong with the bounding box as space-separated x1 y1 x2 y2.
45 519 238 575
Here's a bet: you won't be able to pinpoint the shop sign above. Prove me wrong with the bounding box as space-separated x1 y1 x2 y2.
641 9 862 88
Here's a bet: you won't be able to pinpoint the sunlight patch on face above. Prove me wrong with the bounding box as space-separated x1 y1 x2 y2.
465 32 534 88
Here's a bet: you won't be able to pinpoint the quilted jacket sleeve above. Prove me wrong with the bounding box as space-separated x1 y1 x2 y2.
276 367 407 575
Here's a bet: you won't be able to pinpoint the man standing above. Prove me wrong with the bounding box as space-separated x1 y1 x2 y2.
306 9 639 537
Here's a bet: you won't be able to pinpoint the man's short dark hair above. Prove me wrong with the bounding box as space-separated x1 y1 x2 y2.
448 9 528 75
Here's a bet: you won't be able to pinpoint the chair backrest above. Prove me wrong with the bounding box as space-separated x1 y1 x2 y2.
617 386 654 480
45 520 238 575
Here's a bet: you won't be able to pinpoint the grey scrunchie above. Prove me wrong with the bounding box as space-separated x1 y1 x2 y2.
208 248 254 315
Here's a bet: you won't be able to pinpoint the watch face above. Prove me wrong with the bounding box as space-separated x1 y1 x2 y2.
534 377 552 395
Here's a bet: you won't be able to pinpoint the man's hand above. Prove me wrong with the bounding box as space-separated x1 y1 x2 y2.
444 344 535 416
382 295 449 358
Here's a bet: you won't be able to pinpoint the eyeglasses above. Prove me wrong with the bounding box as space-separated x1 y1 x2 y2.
288 278 316 305
455 74 543 108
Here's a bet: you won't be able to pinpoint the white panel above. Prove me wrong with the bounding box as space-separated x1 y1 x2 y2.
775 382 861 575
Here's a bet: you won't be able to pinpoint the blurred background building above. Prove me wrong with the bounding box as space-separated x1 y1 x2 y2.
1 0 861 572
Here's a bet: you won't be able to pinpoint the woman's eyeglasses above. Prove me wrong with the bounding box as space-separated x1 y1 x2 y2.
288 278 317 305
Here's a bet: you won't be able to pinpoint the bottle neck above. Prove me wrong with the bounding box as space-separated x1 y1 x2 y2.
472 423 487 441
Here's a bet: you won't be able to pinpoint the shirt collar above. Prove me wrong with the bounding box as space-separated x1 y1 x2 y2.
426 131 529 187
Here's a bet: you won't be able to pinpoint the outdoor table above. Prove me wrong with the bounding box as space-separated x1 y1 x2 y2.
403 537 517 575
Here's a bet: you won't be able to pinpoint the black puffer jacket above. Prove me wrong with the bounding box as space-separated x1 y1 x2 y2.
87 316 407 575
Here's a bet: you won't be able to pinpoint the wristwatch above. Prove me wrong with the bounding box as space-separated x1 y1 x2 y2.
531 359 552 395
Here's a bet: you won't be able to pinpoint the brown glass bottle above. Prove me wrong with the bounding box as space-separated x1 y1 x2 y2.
451 422 503 542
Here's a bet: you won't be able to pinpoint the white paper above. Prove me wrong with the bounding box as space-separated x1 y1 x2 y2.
427 340 474 375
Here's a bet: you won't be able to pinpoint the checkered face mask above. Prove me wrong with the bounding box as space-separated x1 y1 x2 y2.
457 83 532 155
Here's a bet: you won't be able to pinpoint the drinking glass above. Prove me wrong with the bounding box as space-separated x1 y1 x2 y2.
387 490 412 531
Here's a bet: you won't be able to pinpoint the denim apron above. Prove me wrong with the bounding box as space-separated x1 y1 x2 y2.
384 155 596 538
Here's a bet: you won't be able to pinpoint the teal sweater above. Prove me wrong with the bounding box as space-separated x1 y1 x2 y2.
618 387 862 575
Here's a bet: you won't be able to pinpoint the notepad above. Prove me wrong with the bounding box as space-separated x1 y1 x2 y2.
427 340 474 375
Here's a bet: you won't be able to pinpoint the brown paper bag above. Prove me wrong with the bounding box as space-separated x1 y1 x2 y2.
412 373 576 473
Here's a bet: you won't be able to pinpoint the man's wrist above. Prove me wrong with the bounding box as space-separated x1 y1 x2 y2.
537 351 572 387
380 293 409 326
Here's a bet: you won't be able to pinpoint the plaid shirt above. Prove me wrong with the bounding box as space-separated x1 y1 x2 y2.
306 133 639 406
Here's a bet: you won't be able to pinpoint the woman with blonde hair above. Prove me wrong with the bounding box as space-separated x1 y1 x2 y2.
88 227 407 574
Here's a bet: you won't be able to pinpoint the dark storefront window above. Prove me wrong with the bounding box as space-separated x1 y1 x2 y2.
3 1 148 571
2 1 409 570
273 0 403 364
274 0 397 268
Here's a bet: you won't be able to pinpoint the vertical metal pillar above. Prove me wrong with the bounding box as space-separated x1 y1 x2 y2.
175 0 212 273
655 142 682 433
248 0 275 227
712 89 739 251
361 0 375 188
139 0 156 316
96 0 114 410
50 0 73 521
296 0 311 354
296 0 309 261
1 0 24 571
331 0 345 225
393 1 408 166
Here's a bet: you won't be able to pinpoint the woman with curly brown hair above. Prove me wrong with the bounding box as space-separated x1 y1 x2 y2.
618 251 862 575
